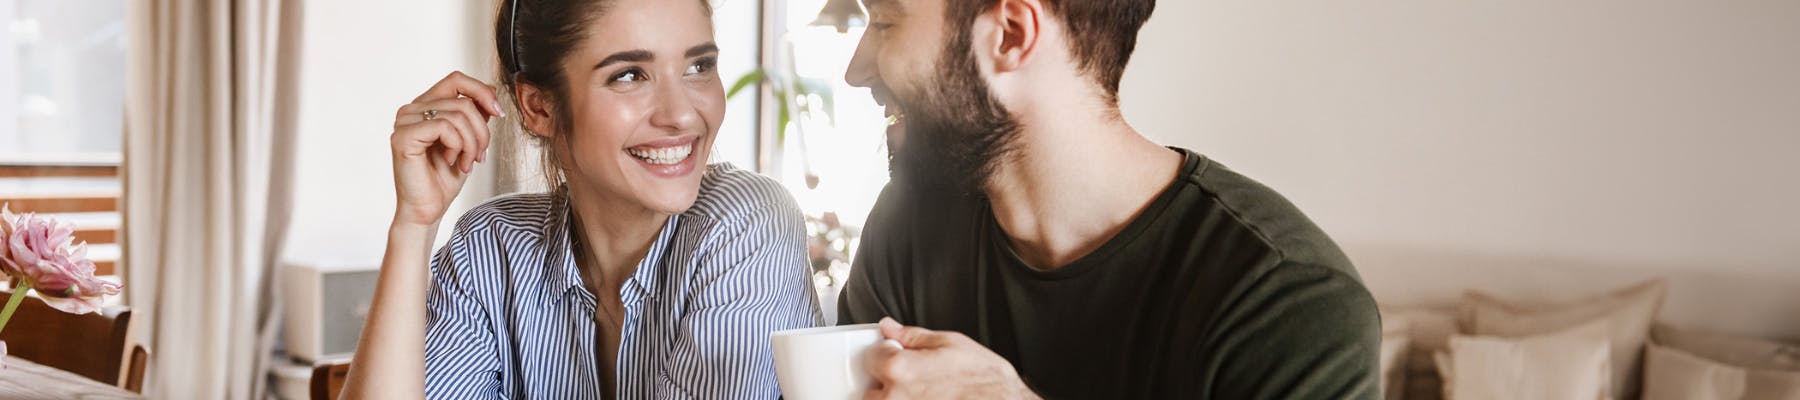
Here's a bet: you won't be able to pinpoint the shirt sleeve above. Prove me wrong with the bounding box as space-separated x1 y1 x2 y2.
1204 262 1382 399
662 187 821 399
423 234 506 399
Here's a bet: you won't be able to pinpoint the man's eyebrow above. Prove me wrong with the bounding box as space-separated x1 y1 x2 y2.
595 50 653 70
686 42 720 58
863 0 901 15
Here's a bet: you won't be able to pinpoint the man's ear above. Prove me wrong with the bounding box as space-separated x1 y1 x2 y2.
983 0 1043 73
515 81 557 137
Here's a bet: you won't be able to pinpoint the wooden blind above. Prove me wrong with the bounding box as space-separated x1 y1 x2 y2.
0 163 122 276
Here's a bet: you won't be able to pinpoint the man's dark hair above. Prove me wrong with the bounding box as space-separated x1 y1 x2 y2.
947 0 1156 105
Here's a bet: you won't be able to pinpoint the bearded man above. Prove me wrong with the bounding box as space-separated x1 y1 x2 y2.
836 0 1382 398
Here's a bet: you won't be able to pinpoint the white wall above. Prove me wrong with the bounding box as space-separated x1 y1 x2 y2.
283 0 492 268
1121 0 1800 340
283 0 763 269
713 0 766 170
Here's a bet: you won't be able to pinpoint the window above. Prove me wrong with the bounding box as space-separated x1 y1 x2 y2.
1 0 128 279
760 0 886 316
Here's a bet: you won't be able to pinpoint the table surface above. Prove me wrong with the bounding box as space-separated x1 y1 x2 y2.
0 356 140 399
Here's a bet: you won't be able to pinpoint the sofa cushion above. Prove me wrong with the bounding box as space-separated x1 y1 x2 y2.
1644 325 1800 400
1435 319 1612 400
1458 279 1665 398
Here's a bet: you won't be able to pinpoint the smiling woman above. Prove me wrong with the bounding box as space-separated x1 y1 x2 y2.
338 0 820 398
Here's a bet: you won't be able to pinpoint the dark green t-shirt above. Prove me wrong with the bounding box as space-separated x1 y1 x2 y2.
838 147 1381 399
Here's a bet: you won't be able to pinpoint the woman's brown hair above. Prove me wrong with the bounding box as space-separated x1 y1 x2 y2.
494 0 713 188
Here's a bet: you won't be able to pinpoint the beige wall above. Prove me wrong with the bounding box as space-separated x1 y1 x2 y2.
1120 0 1800 339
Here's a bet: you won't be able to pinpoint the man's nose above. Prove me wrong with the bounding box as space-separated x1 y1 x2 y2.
844 32 878 89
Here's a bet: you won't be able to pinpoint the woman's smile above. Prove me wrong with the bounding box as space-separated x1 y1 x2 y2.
624 134 703 178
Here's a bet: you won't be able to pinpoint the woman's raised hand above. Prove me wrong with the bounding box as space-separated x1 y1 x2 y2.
390 71 506 227
348 72 506 399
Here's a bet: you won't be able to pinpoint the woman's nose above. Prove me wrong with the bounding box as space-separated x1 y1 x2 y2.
650 81 703 133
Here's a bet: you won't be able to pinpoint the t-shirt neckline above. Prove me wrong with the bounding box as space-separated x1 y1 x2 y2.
985 147 1203 280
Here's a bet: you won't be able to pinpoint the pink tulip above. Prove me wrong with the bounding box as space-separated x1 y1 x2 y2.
0 207 9 265
0 205 123 315
0 205 17 274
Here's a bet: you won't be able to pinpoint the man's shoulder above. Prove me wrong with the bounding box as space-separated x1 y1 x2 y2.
1166 150 1376 340
856 177 988 256
1172 149 1358 279
844 177 991 302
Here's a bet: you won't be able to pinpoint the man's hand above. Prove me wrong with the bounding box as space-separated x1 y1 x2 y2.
864 318 1040 400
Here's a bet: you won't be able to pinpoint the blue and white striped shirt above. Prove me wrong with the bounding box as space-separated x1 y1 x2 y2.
423 163 821 399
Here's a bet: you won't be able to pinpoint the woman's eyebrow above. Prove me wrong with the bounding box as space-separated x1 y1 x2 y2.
595 50 653 70
686 42 719 58
594 43 719 70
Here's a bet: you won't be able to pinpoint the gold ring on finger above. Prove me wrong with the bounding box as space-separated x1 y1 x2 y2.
423 109 440 121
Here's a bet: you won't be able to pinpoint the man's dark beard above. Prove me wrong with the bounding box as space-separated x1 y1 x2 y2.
888 26 1022 198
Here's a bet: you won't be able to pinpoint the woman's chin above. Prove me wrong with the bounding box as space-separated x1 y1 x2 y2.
641 190 701 215
643 165 705 212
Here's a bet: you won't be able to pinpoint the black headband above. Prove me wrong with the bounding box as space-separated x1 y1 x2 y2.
509 0 523 73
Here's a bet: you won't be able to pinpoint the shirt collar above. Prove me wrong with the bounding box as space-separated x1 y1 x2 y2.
539 186 685 306
540 187 582 306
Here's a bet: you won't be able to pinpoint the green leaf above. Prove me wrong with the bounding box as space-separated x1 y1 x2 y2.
774 87 792 146
725 69 767 100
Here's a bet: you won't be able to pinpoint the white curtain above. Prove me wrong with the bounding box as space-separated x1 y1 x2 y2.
123 0 300 398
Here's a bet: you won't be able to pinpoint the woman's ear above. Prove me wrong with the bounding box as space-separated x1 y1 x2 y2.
515 81 557 137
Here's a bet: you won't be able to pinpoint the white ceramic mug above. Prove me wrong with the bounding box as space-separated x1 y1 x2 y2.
770 323 885 400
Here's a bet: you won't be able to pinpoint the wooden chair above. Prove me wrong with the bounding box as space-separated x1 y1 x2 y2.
310 361 351 400
0 292 146 392
122 344 149 393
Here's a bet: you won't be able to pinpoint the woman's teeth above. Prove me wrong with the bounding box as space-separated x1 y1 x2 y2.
628 144 692 165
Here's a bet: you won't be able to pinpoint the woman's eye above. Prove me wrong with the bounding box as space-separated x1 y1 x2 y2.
686 58 717 76
612 68 644 83
869 22 893 32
